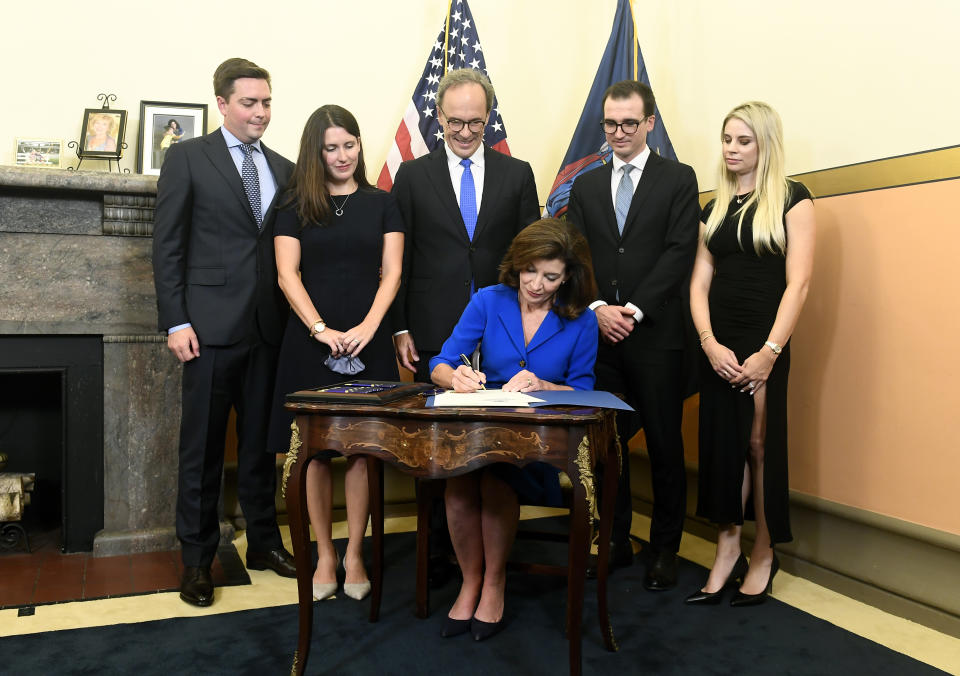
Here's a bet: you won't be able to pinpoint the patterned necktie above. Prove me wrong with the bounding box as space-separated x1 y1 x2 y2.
615 164 635 235
459 158 478 241
240 143 263 229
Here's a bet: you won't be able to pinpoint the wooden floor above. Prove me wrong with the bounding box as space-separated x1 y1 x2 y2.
0 527 238 608
1 510 958 675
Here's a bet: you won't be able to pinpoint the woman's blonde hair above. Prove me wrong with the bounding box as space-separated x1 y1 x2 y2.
703 101 788 254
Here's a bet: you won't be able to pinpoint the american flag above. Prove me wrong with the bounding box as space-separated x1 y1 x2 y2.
376 0 511 190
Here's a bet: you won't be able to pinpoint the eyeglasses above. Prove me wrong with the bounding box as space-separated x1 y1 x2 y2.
602 116 648 135
440 109 486 134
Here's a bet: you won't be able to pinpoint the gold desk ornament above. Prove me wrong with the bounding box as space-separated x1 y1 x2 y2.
574 434 596 518
289 650 299 676
281 421 302 500
613 431 623 471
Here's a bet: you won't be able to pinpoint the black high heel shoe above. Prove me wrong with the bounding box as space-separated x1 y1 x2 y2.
684 553 748 605
471 615 506 642
730 553 779 607
440 616 472 638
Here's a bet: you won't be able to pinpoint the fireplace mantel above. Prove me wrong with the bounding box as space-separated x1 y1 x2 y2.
1 166 181 554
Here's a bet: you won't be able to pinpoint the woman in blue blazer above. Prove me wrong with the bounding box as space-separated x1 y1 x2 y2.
429 218 598 641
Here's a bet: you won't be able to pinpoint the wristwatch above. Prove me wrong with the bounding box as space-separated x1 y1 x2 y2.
309 319 326 337
764 340 783 355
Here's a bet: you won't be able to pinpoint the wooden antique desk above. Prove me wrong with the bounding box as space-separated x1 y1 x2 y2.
282 394 620 676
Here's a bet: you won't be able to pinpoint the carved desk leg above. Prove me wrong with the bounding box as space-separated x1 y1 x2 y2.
593 418 619 652
284 416 314 676
414 480 434 619
367 456 384 622
566 425 591 676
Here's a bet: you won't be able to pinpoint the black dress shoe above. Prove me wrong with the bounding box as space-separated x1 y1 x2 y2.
643 549 678 591
471 616 506 642
730 554 779 607
684 553 748 605
246 548 297 578
440 616 471 638
585 538 634 579
179 566 214 607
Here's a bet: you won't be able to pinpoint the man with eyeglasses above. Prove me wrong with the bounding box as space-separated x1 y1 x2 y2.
389 68 540 587
567 80 699 592
390 68 539 383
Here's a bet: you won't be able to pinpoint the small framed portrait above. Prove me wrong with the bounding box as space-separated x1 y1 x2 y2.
15 138 63 168
79 108 127 158
137 101 208 175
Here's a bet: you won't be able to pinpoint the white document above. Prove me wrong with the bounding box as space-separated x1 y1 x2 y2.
431 389 545 407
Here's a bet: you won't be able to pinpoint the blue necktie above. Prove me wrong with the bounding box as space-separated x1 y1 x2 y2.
615 165 634 235
240 143 263 229
459 158 477 241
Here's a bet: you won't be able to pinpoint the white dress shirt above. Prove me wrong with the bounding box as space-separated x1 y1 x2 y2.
444 142 485 211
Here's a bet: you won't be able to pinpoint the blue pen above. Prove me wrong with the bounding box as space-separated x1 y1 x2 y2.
458 353 486 390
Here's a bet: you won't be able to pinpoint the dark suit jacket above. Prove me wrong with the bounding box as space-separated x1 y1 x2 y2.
152 129 294 347
566 152 699 350
389 144 540 352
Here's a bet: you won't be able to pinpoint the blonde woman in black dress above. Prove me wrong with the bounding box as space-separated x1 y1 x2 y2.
687 101 815 606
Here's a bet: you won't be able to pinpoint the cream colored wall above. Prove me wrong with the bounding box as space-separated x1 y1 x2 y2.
4 1 959 532
6 1 959 196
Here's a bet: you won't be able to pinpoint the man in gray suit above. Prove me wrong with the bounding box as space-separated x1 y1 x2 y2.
153 57 296 607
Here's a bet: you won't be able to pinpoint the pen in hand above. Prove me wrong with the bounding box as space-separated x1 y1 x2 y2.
458 353 486 390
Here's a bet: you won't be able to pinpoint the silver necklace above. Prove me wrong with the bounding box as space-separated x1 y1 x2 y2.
735 192 750 205
331 193 350 216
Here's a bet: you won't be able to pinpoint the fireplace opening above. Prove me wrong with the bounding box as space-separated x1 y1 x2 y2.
0 371 63 545
0 336 103 552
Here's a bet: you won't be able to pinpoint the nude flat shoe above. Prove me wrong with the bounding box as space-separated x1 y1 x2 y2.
343 580 371 601
312 581 338 601
313 552 339 601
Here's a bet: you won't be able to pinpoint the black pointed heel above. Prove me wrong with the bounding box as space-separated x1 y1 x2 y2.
440 616 472 638
684 553 748 605
471 616 506 641
730 553 779 607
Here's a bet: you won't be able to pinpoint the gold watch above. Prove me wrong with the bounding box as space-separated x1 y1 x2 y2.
309 319 326 337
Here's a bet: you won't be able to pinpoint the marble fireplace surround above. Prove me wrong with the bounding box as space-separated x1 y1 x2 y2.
0 166 181 555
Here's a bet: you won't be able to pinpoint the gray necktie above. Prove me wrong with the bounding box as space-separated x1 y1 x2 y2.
615 165 635 235
240 143 263 229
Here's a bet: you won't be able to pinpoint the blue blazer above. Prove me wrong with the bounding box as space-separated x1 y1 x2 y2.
430 284 598 390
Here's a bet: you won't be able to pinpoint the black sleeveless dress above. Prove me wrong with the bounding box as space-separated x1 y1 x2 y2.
266 188 405 455
695 181 811 544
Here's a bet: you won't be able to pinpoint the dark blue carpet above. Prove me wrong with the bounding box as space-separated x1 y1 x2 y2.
0 520 945 675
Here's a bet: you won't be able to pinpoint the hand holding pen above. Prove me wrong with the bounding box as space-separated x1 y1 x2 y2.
454 352 487 391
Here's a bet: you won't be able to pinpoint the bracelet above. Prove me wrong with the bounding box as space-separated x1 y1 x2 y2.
698 328 712 337
764 340 782 355
699 332 714 346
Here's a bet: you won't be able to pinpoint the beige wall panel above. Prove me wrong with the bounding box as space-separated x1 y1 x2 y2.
790 179 960 535
5 1 959 201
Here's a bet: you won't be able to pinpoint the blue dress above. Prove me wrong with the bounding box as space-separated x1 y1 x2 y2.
430 284 599 505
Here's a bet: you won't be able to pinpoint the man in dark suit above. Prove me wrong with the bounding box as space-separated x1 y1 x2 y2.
152 58 297 607
389 68 540 586
390 68 540 382
567 80 699 591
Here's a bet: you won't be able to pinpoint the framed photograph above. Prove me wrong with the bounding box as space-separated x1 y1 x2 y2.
137 101 208 175
79 108 126 158
15 138 63 168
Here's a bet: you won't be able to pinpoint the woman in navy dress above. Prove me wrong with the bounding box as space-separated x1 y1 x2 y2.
429 218 598 640
268 105 404 602
687 102 815 606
